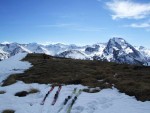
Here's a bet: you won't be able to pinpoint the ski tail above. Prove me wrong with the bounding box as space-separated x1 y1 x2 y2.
57 88 77 113
67 89 82 113
51 85 62 105
40 85 54 105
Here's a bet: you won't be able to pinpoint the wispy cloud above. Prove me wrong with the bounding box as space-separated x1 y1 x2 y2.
37 23 104 32
106 0 150 20
129 23 150 28
125 21 150 31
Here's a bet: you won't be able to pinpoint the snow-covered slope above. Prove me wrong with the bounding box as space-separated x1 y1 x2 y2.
0 53 32 84
3 43 32 56
85 43 106 58
0 38 150 65
58 50 88 60
0 82 150 113
25 43 48 54
0 46 150 113
0 49 9 61
135 46 150 61
101 38 147 65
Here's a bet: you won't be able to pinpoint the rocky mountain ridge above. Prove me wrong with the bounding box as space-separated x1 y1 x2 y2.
0 37 149 65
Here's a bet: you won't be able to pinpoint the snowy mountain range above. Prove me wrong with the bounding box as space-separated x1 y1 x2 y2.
0 37 150 65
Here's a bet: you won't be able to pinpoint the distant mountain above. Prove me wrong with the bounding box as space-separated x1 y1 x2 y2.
135 46 150 62
58 50 88 59
0 38 150 65
100 38 147 65
3 43 32 56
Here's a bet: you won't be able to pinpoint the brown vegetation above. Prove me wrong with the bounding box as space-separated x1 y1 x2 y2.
2 53 150 101
0 90 6 94
15 88 39 97
2 110 15 113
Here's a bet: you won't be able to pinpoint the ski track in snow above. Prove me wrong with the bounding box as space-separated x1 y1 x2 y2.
0 53 150 113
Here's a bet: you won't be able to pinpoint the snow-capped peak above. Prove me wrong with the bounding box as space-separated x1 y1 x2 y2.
58 50 88 60
1 41 11 45
102 37 147 65
0 37 149 65
110 37 126 45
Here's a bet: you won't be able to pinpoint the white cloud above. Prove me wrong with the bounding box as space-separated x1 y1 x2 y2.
106 0 150 19
125 21 150 31
129 23 150 28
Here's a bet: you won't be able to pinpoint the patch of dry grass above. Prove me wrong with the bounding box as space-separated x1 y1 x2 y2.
0 90 6 94
28 88 39 94
14 88 39 97
2 109 15 113
2 53 150 101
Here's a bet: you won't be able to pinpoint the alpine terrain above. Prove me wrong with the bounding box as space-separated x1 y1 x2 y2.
0 38 149 65
0 38 150 113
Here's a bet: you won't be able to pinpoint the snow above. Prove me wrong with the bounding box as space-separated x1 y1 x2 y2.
20 46 32 53
40 47 51 55
59 50 88 60
124 47 133 54
135 46 150 60
66 54 85 59
0 82 150 113
103 54 114 62
1 41 11 44
0 53 32 84
0 52 150 113
0 38 149 65
65 52 87 59
0 49 9 60
113 37 125 45
113 46 119 50
84 44 106 58
66 53 86 59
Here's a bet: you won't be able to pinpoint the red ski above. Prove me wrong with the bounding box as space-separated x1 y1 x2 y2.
40 85 54 105
51 85 62 105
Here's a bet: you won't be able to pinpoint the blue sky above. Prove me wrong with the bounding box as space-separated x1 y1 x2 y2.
0 0 150 47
